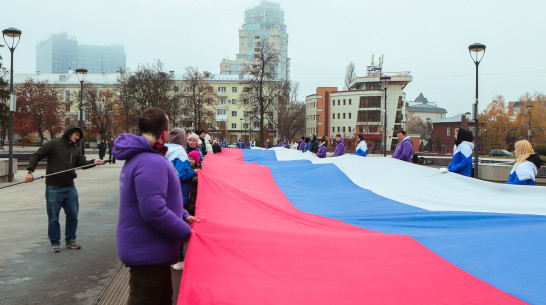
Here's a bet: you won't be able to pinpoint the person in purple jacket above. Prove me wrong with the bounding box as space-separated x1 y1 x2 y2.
392 129 413 162
332 134 345 157
113 108 199 305
298 136 306 151
316 137 327 158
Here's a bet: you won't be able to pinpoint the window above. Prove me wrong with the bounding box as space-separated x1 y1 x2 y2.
243 99 249 105
338 100 340 106
359 96 381 108
232 111 237 116
337 113 340 119
173 86 179 92
447 128 451 136
231 123 237 128
357 110 381 122
343 99 346 105
231 99 237 105
218 87 226 92
232 87 238 92
332 114 335 119
343 127 346 133
219 99 227 105
65 103 70 112
349 113 352 119
65 90 71 101
332 127 335 133
349 126 352 132
185 98 191 104
349 99 352 105
244 87 251 92
243 123 249 129
343 113 346 119
337 127 340 132
217 109 227 116
207 123 212 129
332 100 335 106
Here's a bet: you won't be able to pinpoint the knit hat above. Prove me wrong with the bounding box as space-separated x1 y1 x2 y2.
188 150 201 163
187 133 200 142
168 128 187 148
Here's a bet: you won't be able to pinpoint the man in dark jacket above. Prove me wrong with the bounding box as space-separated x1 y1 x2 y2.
25 125 105 253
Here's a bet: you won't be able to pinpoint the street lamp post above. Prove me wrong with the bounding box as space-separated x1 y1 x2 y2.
2 27 22 182
468 43 486 179
76 68 88 155
380 75 391 157
527 104 533 140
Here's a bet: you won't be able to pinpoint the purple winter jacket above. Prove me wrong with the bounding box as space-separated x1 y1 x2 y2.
316 145 327 158
113 133 191 266
392 137 413 162
332 139 345 157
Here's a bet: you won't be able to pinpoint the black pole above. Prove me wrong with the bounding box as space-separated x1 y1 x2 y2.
383 87 387 157
8 47 14 182
79 80 85 155
474 62 479 179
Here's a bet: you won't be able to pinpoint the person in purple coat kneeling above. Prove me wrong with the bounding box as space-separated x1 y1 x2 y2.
113 108 199 305
392 129 413 162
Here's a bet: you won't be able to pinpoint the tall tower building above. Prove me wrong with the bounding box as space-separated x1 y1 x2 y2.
36 33 126 74
220 0 290 80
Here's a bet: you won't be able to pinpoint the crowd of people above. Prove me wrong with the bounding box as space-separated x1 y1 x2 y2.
21 109 543 305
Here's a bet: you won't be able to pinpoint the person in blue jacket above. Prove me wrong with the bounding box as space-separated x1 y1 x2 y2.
165 128 196 208
236 138 246 149
221 138 228 148
303 137 311 152
447 127 474 176
506 140 543 185
355 134 368 156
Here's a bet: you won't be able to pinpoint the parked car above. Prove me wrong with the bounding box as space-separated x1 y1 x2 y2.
489 149 514 157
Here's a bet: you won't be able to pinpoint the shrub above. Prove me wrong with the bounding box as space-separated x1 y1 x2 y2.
22 135 39 143
533 144 546 156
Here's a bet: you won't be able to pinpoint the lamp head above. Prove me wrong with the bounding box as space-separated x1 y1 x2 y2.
380 75 391 89
76 68 88 82
2 27 22 50
468 43 486 64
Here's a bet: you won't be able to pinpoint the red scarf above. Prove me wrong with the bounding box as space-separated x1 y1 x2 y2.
151 142 168 156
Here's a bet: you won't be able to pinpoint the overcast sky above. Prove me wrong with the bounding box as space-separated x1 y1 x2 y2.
2 0 545 116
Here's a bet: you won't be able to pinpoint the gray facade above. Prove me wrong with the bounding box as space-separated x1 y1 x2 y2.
36 33 126 74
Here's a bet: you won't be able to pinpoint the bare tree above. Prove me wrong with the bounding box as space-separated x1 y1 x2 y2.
344 62 356 91
125 60 174 114
82 83 114 140
240 41 282 145
270 81 305 141
181 67 217 132
114 69 138 133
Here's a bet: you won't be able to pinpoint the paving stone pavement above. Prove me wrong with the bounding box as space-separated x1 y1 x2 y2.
0 153 125 305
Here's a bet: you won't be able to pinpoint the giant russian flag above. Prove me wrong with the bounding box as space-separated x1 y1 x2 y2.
178 148 546 305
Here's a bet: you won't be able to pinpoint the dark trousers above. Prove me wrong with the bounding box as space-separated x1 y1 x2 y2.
45 185 79 245
128 265 173 305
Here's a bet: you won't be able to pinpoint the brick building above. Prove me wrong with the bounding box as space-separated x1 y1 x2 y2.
432 113 476 154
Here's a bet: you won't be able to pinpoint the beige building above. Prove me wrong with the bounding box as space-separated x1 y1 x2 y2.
306 70 412 151
12 71 276 145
